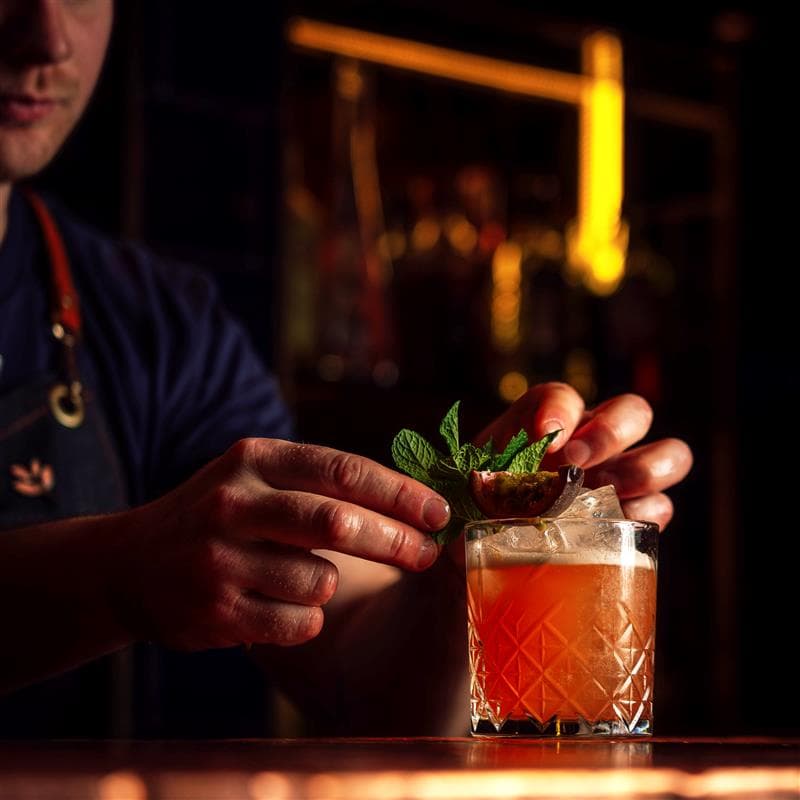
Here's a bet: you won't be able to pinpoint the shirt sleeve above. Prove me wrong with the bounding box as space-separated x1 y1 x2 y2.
143 257 294 499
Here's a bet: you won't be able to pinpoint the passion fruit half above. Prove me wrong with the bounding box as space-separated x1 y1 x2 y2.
468 464 584 519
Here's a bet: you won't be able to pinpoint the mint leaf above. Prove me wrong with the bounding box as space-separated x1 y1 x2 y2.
455 442 491 472
430 458 464 482
490 428 528 471
507 430 560 473
446 486 483 522
391 404 561 545
438 401 460 458
391 429 444 484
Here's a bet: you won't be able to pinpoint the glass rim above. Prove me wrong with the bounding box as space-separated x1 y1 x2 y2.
462 516 660 532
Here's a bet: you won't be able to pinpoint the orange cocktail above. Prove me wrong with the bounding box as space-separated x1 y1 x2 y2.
466 518 658 737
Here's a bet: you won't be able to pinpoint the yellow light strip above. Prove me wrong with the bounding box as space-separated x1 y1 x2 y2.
566 31 628 295
491 241 523 352
288 18 630 297
287 17 585 104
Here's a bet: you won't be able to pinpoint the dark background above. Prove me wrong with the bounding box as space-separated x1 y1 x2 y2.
31 3 796 736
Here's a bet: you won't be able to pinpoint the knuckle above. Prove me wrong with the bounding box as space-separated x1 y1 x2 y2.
314 499 359 549
309 560 339 604
206 482 241 529
325 451 365 493
592 414 623 446
388 479 415 514
196 538 233 583
386 526 414 562
227 437 260 470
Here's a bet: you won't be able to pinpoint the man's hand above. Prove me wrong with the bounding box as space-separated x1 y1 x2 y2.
111 438 450 651
476 382 692 530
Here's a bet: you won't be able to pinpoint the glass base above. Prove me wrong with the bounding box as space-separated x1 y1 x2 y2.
470 716 653 738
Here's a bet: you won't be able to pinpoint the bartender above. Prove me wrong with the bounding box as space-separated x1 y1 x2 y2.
0 0 692 737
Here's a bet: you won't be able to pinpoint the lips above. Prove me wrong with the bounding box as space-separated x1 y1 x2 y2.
0 93 62 125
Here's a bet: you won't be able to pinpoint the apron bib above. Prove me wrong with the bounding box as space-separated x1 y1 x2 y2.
0 193 271 738
0 192 130 737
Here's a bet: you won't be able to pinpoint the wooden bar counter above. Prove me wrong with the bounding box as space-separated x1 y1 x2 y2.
1 737 799 799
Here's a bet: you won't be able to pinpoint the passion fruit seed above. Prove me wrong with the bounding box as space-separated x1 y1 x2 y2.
468 464 585 519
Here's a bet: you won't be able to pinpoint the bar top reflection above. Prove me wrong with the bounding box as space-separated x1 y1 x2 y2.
1 737 800 799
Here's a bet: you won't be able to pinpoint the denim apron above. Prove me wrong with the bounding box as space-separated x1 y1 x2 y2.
0 192 131 737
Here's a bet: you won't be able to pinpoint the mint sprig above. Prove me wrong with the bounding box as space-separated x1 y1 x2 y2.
391 402 560 544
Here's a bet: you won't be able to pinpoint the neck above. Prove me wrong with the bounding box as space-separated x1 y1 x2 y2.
0 183 10 246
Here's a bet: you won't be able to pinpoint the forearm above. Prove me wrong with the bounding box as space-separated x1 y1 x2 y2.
256 556 470 736
0 515 134 693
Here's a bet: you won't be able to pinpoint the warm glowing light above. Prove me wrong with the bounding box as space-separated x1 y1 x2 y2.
491 241 522 351
529 227 564 261
411 217 442 252
288 19 629 299
566 31 628 296
479 222 507 255
287 18 585 103
305 773 344 799
499 371 529 403
378 230 407 261
444 214 478 255
248 772 293 800
96 765 800 799
335 60 364 100
98 772 147 800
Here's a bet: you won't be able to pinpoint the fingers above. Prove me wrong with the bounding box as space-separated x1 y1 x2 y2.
196 440 444 573
229 594 324 647
584 438 693 498
232 439 450 534
621 493 674 531
246 488 441 572
233 543 339 606
477 382 585 451
558 394 654 469
146 539 337 649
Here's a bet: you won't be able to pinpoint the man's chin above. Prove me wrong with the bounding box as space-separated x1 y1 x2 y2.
0 129 71 184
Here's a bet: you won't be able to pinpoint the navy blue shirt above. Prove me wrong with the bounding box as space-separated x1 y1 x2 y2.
0 189 293 737
0 188 293 504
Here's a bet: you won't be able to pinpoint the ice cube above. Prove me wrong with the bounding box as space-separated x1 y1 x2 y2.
468 521 568 567
496 523 566 553
558 484 624 519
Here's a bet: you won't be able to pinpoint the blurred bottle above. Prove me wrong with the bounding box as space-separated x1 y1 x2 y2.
316 59 397 387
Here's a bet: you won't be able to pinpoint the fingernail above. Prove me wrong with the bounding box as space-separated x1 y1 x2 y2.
417 539 440 569
563 439 592 467
543 419 564 446
423 497 450 531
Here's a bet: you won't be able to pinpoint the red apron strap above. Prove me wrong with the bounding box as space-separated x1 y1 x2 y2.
20 188 82 338
19 188 85 428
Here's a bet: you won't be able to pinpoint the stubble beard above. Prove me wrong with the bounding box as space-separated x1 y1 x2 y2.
0 68 84 183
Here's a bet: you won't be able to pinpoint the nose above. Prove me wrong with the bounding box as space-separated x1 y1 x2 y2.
1 0 73 67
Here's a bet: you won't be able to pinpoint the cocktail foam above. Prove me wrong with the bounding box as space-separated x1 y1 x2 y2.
468 544 654 571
